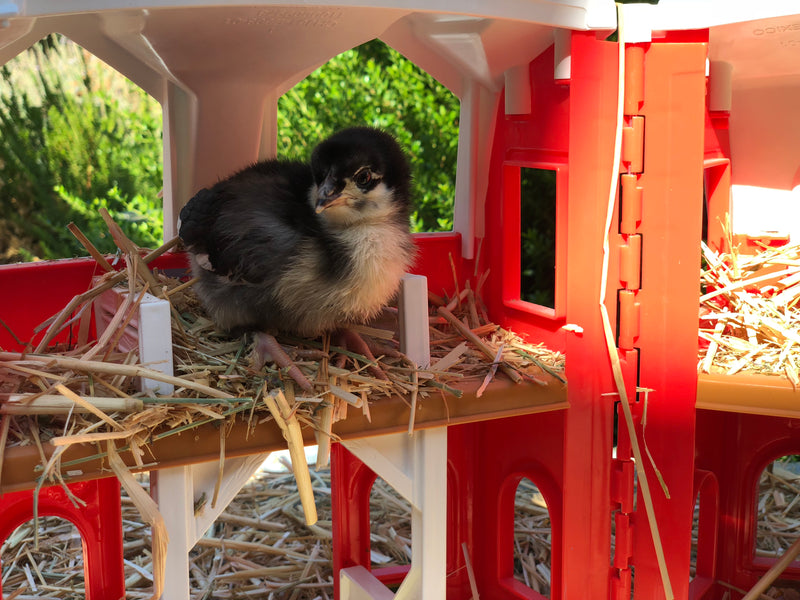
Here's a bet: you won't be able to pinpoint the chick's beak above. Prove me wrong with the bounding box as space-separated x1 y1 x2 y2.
315 176 346 214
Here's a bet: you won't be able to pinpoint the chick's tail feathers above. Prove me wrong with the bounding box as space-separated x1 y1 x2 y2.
178 187 216 248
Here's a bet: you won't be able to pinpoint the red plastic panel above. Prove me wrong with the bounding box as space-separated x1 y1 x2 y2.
695 410 800 596
0 253 190 351
0 478 125 599
0 236 457 352
482 43 571 349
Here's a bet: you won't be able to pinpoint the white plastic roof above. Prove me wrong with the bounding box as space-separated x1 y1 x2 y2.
0 1 618 251
0 1 618 99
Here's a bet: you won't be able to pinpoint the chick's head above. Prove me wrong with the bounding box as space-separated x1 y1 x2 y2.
310 127 411 228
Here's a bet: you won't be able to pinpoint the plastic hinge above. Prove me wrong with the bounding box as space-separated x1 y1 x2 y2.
621 116 644 174
611 459 635 513
611 567 632 600
613 512 634 569
620 174 642 234
624 45 645 115
619 234 642 290
617 290 640 351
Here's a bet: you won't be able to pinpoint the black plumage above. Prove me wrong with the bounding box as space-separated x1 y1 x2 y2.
178 127 415 360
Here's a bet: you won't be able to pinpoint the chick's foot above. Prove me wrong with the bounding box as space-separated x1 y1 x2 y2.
334 329 389 381
252 332 315 393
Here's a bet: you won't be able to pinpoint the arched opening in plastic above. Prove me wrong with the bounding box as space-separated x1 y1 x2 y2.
0 34 164 263
1 516 86 597
369 474 412 583
277 39 459 235
755 456 800 565
513 476 552 598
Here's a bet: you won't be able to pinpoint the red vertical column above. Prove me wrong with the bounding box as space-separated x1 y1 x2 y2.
331 443 376 598
629 40 707 600
560 31 621 600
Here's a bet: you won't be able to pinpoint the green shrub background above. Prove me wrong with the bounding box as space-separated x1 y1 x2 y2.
0 35 459 263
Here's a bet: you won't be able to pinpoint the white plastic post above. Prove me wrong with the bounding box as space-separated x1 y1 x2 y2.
162 81 196 242
94 288 174 394
398 274 431 370
136 294 174 394
553 27 572 81
708 61 733 112
152 453 269 600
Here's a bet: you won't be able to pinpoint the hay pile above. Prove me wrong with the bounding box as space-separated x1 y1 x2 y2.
9 455 800 599
699 240 800 382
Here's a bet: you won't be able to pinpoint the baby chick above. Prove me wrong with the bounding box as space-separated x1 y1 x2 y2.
178 127 415 390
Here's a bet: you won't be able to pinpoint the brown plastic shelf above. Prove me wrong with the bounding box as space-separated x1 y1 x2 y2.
696 372 800 418
0 376 568 494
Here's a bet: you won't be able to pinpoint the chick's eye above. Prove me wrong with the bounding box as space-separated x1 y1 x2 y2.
353 169 372 187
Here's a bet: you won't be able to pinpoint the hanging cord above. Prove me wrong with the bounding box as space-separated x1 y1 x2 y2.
599 5 676 599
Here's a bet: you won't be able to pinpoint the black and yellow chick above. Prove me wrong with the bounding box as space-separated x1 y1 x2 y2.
178 127 416 390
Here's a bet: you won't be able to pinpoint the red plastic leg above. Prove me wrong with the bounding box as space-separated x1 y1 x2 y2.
0 477 125 599
331 443 377 598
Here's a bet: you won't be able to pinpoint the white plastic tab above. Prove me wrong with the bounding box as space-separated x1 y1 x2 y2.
398 274 431 370
708 61 732 112
553 28 572 81
94 287 174 394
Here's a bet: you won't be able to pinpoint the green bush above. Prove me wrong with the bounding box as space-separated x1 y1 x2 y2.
0 35 163 262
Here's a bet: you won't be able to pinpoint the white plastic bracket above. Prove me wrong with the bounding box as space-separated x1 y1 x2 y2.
341 428 448 599
151 453 269 600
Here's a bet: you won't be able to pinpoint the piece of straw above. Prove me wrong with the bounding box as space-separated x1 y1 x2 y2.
0 352 233 399
438 306 522 384
263 388 318 526
67 222 114 272
742 535 800 600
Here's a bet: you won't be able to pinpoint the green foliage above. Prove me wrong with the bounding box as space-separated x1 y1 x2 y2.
520 168 557 308
0 36 163 262
278 40 460 232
